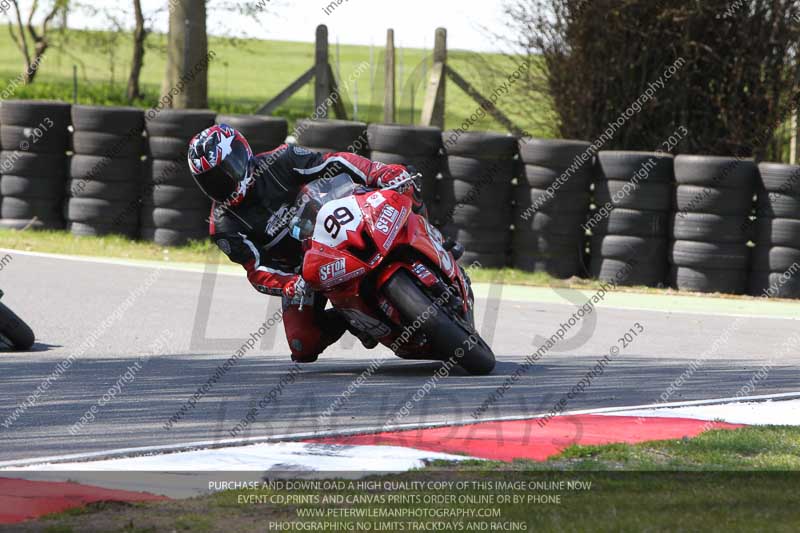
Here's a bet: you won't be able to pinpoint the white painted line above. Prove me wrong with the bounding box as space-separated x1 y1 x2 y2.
0 248 238 277
601 307 800 321
605 398 800 426
3 392 798 469
4 442 470 472
467 391 800 423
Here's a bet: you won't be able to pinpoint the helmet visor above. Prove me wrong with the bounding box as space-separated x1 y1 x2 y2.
193 142 251 203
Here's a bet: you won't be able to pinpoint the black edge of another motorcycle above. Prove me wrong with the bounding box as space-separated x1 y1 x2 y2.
0 290 35 350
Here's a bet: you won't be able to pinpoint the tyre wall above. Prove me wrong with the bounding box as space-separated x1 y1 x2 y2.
0 100 70 230
294 119 368 156
142 109 215 246
512 139 593 278
750 163 800 298
368 123 442 209
2 103 800 298
437 132 517 269
216 114 287 155
591 151 674 287
67 105 144 238
670 155 756 294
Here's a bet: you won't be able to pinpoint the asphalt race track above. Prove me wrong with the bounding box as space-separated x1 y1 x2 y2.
1 250 798 463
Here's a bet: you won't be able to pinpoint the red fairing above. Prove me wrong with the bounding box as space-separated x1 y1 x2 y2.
300 186 469 350
321 152 409 188
301 189 414 289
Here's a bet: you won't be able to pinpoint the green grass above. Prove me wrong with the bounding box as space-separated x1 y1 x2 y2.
0 28 550 135
172 513 213 532
25 427 800 532
0 228 213 264
468 426 800 471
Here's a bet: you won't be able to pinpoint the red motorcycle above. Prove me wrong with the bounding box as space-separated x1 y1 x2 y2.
289 174 495 375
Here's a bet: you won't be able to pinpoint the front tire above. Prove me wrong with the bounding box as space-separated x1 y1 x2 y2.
0 301 34 350
383 270 495 375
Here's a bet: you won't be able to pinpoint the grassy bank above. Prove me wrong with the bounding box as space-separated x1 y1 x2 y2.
18 427 800 532
0 228 213 264
0 29 551 135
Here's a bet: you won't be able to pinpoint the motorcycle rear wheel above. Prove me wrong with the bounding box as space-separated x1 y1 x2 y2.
383 270 495 375
0 301 34 350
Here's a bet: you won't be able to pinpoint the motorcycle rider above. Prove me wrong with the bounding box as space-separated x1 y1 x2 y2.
187 124 426 363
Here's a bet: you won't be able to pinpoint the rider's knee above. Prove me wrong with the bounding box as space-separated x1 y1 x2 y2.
289 337 322 363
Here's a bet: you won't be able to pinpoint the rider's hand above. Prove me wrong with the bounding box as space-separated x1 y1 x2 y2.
379 167 426 215
403 165 425 214
381 170 413 191
283 276 307 299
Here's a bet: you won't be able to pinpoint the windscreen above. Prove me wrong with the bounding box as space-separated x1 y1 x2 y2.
289 174 359 242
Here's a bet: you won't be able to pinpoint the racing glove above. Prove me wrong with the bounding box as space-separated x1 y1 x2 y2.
283 275 314 309
389 165 425 216
283 275 307 299
406 165 428 218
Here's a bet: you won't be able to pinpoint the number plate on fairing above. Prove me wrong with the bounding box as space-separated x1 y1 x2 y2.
313 196 363 248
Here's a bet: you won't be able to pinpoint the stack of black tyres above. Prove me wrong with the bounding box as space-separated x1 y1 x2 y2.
750 163 800 298
67 105 144 237
294 119 368 155
143 110 215 246
670 155 756 294
0 100 70 229
367 124 442 210
215 114 288 154
591 151 674 286
438 132 516 268
512 139 592 278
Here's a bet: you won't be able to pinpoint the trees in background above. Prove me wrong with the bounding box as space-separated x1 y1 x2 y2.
72 1 152 101
502 0 800 158
158 0 280 109
6 0 70 84
126 0 146 102
4 0 275 107
161 0 208 109
158 0 278 109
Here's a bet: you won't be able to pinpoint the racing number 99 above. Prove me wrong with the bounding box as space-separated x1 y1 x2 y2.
324 207 354 239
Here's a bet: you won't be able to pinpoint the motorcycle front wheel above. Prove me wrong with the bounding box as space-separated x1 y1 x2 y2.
383 270 495 375
0 301 34 350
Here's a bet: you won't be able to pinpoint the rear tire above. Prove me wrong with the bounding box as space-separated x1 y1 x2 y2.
0 301 34 350
383 270 495 375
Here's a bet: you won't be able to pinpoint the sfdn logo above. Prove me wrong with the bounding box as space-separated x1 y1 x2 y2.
319 258 346 281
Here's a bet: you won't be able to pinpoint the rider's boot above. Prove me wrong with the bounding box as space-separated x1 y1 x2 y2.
328 309 379 350
353 330 379 349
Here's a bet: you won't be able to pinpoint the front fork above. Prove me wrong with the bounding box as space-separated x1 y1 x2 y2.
425 263 475 327
459 265 476 326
